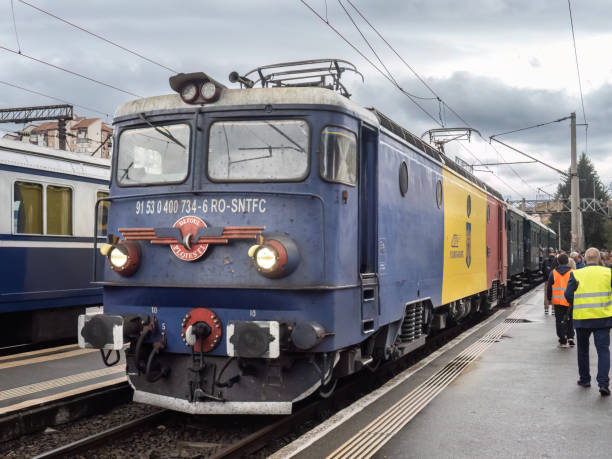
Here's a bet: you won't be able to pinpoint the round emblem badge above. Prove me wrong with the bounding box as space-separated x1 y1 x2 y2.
170 216 208 261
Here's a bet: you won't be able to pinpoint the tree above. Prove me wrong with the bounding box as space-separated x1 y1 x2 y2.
549 153 611 251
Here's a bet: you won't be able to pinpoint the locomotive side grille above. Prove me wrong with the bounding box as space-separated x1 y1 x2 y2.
400 302 424 343
487 280 499 303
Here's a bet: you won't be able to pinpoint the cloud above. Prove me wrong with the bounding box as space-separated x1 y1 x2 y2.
1 0 611 199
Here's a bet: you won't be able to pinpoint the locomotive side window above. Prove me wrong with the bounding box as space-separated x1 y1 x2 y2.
117 124 190 186
399 161 408 196
97 191 110 237
13 181 43 234
47 185 73 235
208 120 309 182
320 126 357 186
436 180 443 208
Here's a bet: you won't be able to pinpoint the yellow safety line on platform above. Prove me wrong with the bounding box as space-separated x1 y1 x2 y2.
0 344 78 362
0 376 127 415
0 365 125 401
0 348 97 370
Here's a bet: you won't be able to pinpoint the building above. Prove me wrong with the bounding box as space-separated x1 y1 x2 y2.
2 117 113 158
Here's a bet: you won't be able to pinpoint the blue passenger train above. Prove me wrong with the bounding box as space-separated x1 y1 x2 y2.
0 138 109 347
79 60 555 414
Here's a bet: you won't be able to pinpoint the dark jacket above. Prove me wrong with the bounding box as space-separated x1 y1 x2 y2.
565 264 612 328
546 265 573 301
575 260 585 269
542 256 558 279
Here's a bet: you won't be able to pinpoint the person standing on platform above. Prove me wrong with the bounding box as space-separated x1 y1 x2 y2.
571 251 585 269
565 247 612 396
542 249 558 314
547 254 575 348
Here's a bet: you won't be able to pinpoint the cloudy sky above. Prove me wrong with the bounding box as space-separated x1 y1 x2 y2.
1 0 609 200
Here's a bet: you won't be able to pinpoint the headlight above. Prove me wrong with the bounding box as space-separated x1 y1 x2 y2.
107 242 140 277
255 246 278 271
109 247 128 268
249 234 300 278
180 83 198 103
200 81 218 100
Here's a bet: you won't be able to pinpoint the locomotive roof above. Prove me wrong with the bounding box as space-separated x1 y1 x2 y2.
115 87 380 126
0 137 110 180
116 87 505 201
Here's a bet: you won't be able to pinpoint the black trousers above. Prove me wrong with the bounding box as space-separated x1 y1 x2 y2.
554 305 574 344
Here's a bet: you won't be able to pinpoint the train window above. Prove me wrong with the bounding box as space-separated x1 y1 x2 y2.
467 195 471 217
47 185 73 235
399 161 408 196
13 181 43 234
117 124 190 186
436 180 443 208
320 126 357 186
208 120 309 182
487 205 491 222
97 191 110 237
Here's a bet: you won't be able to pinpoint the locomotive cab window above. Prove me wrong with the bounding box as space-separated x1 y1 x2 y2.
320 126 356 186
117 124 190 186
208 120 309 182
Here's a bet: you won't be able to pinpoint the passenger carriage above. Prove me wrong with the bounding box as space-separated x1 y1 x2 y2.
0 138 109 346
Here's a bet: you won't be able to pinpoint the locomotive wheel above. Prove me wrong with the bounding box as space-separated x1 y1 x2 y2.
318 378 338 398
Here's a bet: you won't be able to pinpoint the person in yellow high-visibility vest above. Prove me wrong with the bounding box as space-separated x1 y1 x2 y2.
546 253 574 347
565 247 612 396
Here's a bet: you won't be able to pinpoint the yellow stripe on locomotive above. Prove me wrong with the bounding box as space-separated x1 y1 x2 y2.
441 167 488 304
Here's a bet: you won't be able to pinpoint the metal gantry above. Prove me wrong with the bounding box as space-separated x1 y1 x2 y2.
508 198 611 218
0 104 74 150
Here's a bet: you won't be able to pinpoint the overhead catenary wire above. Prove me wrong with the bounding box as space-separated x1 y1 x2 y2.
489 116 571 140
0 80 110 119
340 0 540 197
18 0 178 74
344 1 543 198
490 138 569 177
345 0 463 127
10 0 22 53
299 0 443 127
305 0 535 198
567 0 588 156
455 141 520 198
567 0 586 126
337 0 400 89
0 45 143 98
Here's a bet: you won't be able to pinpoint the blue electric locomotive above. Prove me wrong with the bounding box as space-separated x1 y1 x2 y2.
81 60 522 414
0 138 109 347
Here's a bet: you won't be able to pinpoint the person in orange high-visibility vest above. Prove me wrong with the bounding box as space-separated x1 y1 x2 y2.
546 253 574 348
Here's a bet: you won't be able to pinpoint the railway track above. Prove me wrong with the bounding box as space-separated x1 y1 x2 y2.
32 410 168 459
25 283 541 458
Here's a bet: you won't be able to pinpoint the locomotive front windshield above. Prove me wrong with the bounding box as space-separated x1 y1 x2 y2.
117 124 190 185
208 120 309 181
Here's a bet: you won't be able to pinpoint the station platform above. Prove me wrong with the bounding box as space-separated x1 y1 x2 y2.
274 285 612 458
0 343 125 417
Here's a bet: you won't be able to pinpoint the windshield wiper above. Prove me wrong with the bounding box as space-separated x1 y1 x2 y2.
265 122 305 153
120 161 134 180
138 113 185 149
